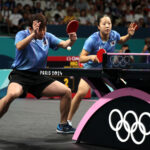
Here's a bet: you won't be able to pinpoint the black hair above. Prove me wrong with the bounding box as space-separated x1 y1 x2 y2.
97 14 111 25
121 44 130 53
28 13 47 30
122 44 129 48
125 49 130 53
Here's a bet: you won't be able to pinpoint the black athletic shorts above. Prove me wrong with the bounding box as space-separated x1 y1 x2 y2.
9 69 55 99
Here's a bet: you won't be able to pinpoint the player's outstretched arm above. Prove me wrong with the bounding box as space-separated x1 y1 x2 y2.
58 32 77 49
118 23 137 44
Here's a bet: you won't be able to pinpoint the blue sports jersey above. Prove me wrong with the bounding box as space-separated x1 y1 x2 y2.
83 30 120 68
12 29 62 72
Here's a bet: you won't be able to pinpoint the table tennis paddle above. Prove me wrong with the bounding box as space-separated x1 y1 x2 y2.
97 49 106 63
66 20 79 34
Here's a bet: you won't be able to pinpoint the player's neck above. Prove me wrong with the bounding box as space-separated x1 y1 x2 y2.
100 32 109 41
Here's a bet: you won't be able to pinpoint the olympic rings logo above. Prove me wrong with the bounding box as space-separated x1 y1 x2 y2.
110 56 131 68
108 109 150 145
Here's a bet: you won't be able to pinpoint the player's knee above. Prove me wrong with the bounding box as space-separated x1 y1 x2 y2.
7 91 21 100
77 90 87 99
65 87 72 99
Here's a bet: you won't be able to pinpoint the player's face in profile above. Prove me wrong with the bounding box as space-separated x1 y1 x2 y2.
98 16 112 35
37 27 46 39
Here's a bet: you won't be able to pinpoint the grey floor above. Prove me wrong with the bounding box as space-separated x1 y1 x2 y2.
0 99 118 150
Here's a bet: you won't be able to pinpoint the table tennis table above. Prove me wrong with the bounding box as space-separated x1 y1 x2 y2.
40 67 150 95
39 53 150 150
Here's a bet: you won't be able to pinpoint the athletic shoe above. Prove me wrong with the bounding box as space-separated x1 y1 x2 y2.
56 122 75 134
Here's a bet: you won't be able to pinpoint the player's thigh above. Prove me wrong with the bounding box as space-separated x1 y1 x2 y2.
41 80 71 97
7 82 23 98
77 79 90 95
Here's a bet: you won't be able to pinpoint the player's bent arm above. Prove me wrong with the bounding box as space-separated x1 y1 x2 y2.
118 23 137 44
79 49 98 63
58 32 77 48
58 39 75 49
118 34 132 44
16 33 35 50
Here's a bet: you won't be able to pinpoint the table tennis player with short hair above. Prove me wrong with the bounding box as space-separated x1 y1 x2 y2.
0 13 77 134
67 15 137 126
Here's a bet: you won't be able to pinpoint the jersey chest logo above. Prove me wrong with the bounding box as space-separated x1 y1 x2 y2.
32 39 36 43
110 40 116 47
43 38 48 47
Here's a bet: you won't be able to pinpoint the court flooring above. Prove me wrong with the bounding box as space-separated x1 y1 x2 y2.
0 98 119 150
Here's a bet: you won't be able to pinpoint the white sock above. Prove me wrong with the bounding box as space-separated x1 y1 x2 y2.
67 120 72 126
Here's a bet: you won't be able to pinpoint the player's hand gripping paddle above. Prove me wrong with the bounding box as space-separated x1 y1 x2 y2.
97 49 106 63
66 20 79 51
66 20 79 34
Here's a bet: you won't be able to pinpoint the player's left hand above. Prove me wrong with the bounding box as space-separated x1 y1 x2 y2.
68 32 77 41
32 20 41 37
128 23 137 36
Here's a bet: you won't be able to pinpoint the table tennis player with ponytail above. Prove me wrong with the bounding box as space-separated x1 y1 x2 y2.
67 15 137 126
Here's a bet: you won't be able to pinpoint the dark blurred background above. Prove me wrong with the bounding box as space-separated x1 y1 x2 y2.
0 0 150 36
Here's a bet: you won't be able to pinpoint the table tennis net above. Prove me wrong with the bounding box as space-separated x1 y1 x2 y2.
102 53 150 69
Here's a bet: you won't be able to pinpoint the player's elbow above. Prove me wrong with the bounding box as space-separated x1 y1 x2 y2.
79 58 82 63
16 43 23 50
79 56 84 63
79 56 82 63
